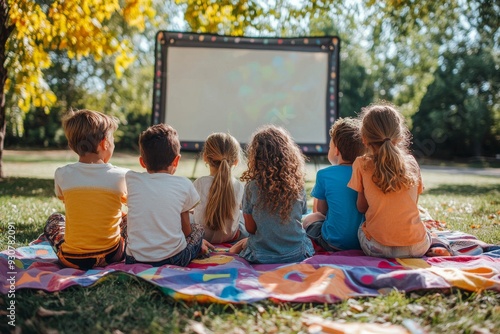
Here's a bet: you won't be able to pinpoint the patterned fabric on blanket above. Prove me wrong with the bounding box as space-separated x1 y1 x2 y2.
1 230 499 304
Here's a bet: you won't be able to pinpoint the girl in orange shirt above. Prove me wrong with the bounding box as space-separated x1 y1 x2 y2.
348 103 433 258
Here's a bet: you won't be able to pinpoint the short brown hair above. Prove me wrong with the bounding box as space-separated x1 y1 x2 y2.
139 123 180 172
62 109 118 156
329 117 365 163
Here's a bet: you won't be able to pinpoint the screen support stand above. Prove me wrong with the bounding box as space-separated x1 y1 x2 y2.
311 156 321 173
191 156 200 179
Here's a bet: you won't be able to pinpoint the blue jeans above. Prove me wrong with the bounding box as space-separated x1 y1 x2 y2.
305 220 342 252
125 224 204 267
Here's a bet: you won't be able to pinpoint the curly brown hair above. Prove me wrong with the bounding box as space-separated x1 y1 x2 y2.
240 125 306 222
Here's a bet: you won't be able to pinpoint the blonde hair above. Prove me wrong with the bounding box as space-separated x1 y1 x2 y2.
62 109 118 156
241 125 306 222
360 103 419 193
203 133 241 233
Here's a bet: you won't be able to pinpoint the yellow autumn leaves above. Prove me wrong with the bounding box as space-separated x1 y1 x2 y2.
5 0 155 112
176 0 258 36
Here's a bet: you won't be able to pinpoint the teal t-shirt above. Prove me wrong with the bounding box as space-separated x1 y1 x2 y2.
240 180 314 264
311 165 364 250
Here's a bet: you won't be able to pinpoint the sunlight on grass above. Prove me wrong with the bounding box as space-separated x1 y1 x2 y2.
1 150 499 333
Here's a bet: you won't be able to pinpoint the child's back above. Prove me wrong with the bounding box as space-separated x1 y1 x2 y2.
126 171 199 261
44 109 128 269
348 103 430 258
193 175 244 243
308 165 364 250
303 118 366 251
230 125 314 264
125 123 210 267
192 133 246 244
241 180 311 263
350 155 425 247
55 163 127 255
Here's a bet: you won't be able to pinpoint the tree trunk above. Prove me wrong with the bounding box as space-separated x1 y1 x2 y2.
1 0 14 179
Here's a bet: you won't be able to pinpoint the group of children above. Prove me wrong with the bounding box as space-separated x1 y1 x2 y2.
42 101 440 271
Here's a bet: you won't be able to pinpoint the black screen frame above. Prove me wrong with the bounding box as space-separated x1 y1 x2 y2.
151 31 340 155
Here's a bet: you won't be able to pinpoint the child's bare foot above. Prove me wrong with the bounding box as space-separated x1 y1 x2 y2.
426 247 451 257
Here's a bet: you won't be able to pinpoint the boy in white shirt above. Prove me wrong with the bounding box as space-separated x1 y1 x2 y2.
125 123 213 266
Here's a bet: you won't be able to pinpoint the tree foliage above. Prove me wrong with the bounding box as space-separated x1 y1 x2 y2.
412 0 500 158
2 0 499 170
5 0 155 113
0 0 155 177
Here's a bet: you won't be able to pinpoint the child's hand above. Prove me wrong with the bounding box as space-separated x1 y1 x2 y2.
228 238 248 254
199 239 215 258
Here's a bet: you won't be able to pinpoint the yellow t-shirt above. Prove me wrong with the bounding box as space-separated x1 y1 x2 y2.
54 163 128 254
348 156 426 247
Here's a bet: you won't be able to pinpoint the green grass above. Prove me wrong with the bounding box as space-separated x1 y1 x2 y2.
1 150 499 333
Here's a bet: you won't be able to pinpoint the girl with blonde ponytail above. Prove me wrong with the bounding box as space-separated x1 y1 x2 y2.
348 102 432 258
193 133 248 243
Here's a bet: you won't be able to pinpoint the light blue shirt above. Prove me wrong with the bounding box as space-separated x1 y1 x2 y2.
239 180 314 263
311 165 364 250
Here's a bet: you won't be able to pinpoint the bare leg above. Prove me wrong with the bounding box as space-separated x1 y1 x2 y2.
302 212 326 229
426 247 451 257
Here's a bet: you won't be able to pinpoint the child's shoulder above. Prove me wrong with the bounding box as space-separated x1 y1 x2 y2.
56 162 128 175
193 175 213 184
107 164 129 175
127 171 194 189
353 155 373 167
318 164 352 173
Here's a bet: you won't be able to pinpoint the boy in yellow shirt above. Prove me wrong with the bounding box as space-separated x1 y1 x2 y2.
43 109 128 269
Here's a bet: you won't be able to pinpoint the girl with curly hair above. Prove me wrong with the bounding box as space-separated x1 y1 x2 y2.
229 125 314 263
348 102 432 258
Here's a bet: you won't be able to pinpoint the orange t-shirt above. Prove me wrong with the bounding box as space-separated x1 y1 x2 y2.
348 156 426 247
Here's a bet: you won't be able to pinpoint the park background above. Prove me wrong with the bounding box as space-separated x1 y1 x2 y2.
0 1 499 333
0 0 499 175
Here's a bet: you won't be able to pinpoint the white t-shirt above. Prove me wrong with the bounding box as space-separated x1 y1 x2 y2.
193 175 244 243
125 171 200 262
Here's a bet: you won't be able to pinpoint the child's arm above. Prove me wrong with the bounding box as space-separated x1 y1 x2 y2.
356 191 368 213
180 211 192 237
243 213 257 234
313 199 328 216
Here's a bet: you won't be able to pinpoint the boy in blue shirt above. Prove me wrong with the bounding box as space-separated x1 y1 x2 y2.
303 118 366 251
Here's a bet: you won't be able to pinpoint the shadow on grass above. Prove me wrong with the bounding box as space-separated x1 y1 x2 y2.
426 183 500 197
0 177 54 197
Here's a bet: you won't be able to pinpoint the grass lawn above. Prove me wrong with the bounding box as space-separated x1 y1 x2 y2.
1 149 499 333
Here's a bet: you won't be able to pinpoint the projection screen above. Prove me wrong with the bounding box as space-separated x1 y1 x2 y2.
152 32 340 154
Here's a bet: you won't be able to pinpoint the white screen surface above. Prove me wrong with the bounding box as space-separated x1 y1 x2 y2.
165 46 328 145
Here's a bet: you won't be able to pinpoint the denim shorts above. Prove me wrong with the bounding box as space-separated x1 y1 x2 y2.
305 220 342 252
358 225 432 258
125 223 204 267
240 238 315 264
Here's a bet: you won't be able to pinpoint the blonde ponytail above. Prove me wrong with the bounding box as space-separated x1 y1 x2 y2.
205 159 236 232
360 103 419 193
202 133 241 232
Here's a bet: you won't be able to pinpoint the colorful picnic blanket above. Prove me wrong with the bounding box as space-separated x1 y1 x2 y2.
1 230 499 303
